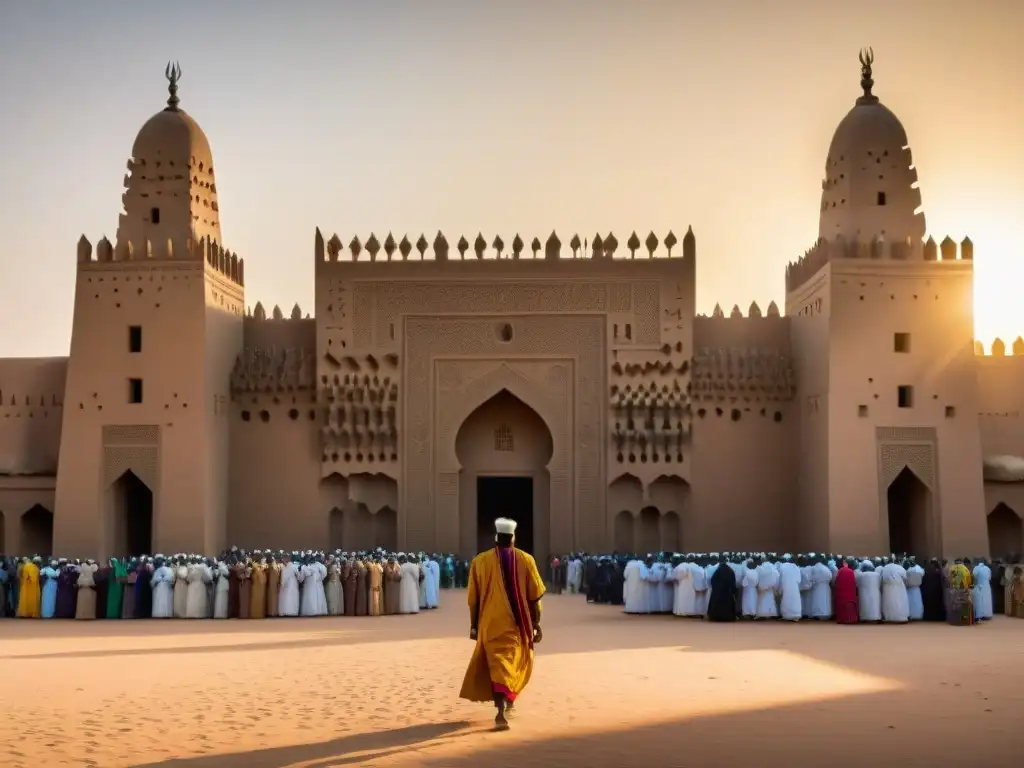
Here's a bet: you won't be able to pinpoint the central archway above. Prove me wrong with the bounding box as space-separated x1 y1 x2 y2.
886 466 932 558
112 470 153 557
456 389 553 561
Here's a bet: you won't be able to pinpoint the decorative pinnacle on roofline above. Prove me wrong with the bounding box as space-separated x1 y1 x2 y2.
857 47 877 104
164 61 182 111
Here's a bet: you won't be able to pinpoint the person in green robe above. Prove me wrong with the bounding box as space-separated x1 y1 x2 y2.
106 557 128 619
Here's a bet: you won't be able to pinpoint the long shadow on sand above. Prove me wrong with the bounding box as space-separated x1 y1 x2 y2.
135 721 479 768
414 690 1020 766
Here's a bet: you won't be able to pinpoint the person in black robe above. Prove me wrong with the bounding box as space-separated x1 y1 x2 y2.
920 558 946 621
93 561 112 619
584 557 599 602
610 558 625 605
706 555 738 622
135 558 154 618
55 562 79 618
991 560 1005 615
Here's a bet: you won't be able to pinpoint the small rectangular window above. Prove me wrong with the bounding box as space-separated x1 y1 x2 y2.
897 385 913 408
613 323 619 339
129 378 144 404
893 332 910 353
150 207 161 224
389 323 395 341
945 405 956 418
129 325 142 353
624 323 632 340
877 191 887 206
858 405 869 417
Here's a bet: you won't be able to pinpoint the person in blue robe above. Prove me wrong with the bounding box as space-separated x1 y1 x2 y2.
40 560 60 618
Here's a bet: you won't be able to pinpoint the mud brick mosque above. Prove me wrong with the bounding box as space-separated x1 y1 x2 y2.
1 52 1022 563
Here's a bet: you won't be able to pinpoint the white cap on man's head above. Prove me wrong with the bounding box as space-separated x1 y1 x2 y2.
495 518 518 535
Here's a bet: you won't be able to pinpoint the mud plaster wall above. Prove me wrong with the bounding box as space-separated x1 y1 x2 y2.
0 358 67 476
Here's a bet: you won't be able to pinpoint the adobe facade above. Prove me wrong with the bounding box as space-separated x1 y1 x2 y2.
1 53 1023 563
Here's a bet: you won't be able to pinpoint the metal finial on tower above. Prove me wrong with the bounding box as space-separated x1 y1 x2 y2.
164 61 182 111
858 47 876 102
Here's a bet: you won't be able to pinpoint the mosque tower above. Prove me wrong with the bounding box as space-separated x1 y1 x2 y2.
54 64 244 559
788 50 987 558
818 48 926 250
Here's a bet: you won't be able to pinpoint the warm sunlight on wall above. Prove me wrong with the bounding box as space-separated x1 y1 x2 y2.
960 218 1024 351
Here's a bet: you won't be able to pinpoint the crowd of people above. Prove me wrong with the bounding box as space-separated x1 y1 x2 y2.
0 548 473 620
549 552 1024 625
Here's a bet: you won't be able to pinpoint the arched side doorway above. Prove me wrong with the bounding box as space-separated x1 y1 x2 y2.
660 511 681 553
987 503 1023 558
455 389 554 560
638 506 660 555
375 506 398 552
328 506 344 551
614 510 634 553
21 505 54 556
886 466 932 558
111 470 153 557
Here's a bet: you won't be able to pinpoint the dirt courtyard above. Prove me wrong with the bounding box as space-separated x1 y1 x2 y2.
2 593 1022 767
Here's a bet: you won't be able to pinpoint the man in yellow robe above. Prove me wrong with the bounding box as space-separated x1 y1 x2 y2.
17 556 42 618
459 517 545 731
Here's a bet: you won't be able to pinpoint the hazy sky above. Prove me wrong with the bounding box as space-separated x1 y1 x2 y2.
1 0 1022 357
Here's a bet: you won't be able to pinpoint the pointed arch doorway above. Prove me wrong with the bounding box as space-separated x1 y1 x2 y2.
111 470 153 557
455 388 554 560
886 466 932 558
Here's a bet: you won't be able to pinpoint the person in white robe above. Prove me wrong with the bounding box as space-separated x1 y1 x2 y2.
658 559 675 613
808 555 833 619
798 558 813 618
398 555 421 614
740 559 760 618
417 554 428 609
185 559 212 619
755 557 779 618
776 555 802 621
300 557 328 617
643 557 662 614
425 556 440 609
854 563 882 622
880 559 910 623
565 557 577 594
622 559 647 614
673 557 698 616
972 559 994 620
151 557 176 618
213 560 231 619
325 557 343 616
172 556 189 619
905 559 925 620
691 559 709 615
571 555 584 593
278 555 301 617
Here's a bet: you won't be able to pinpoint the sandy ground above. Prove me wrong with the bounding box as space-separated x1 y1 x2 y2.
2 594 1023 768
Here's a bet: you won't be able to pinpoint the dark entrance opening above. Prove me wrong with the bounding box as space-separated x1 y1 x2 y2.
887 466 930 558
20 505 54 556
114 470 153 557
987 502 1023 559
477 476 534 555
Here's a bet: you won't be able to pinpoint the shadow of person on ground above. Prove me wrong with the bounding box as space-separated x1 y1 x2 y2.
135 720 479 768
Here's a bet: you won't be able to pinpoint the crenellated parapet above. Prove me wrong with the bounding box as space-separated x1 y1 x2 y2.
229 346 316 395
77 234 244 286
690 347 797 403
975 337 1024 356
314 226 696 262
246 302 310 321
698 300 782 319
786 234 973 293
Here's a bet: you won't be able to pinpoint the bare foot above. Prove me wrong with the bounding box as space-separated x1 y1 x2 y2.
494 711 510 731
